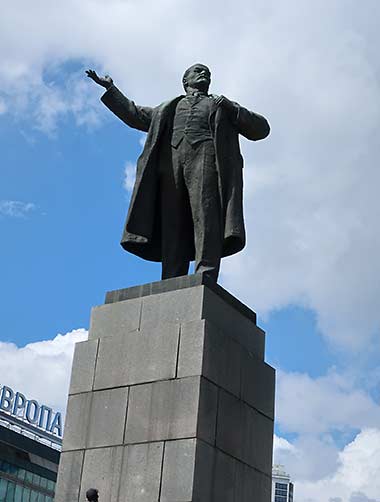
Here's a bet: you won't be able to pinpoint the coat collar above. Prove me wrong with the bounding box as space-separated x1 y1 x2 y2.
153 95 224 129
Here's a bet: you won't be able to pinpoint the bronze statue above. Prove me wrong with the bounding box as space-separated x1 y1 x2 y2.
87 64 270 281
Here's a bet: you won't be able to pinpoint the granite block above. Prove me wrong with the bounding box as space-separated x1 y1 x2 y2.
211 449 236 502
105 274 257 327
62 393 92 451
105 275 205 303
87 387 129 448
161 439 239 502
215 390 244 463
256 470 273 502
79 446 123 502
119 442 164 502
125 378 199 444
242 405 274 475
161 437 270 502
69 339 99 395
139 287 204 330
178 320 242 397
241 351 275 420
177 321 205 377
198 377 218 444
125 377 217 444
94 324 179 390
54 450 84 502
216 389 273 473
88 297 142 340
234 464 272 502
160 439 197 502
202 287 265 358
192 440 215 501
234 461 255 502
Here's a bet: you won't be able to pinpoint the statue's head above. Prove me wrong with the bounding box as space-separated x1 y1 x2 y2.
86 488 99 502
182 64 211 93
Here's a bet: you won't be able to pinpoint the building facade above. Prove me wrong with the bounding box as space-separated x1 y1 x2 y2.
0 385 62 502
272 464 294 502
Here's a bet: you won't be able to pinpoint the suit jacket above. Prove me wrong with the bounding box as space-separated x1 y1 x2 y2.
101 86 270 262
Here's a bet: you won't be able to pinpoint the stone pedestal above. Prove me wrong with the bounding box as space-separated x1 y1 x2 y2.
55 275 275 502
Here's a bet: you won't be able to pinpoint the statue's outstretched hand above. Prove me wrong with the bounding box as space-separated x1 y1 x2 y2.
86 70 113 89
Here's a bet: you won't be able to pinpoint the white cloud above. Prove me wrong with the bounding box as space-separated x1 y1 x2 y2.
349 494 378 502
123 161 136 192
273 367 380 501
275 434 341 483
0 200 36 218
8 72 103 135
276 429 380 502
139 133 147 148
0 329 87 413
276 369 380 437
274 435 295 453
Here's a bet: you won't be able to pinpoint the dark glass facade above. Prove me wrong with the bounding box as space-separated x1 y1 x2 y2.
0 459 55 502
0 426 59 502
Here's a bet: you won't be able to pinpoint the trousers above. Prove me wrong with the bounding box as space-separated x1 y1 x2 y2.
159 138 223 281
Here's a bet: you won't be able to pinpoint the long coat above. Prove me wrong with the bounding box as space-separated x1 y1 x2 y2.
101 86 270 262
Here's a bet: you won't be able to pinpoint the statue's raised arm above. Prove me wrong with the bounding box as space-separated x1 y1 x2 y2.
86 69 113 89
86 69 153 132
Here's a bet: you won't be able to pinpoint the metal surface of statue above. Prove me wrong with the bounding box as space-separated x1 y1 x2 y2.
86 64 270 281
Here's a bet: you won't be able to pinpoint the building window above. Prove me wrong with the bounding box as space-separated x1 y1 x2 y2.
0 478 8 500
274 496 288 502
0 460 55 501
276 482 288 490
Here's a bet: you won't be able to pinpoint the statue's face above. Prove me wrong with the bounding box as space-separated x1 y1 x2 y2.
183 64 211 92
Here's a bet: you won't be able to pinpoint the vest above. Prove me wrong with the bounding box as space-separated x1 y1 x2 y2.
171 95 214 148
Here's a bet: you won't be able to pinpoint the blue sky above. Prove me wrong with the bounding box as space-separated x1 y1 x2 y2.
1 93 157 345
1 2 380 501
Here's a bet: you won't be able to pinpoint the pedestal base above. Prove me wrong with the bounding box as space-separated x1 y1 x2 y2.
55 275 275 502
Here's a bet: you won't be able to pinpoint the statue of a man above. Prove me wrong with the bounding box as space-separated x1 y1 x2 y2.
87 64 270 282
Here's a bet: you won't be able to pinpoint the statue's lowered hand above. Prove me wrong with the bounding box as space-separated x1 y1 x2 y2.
86 70 113 89
212 95 234 112
211 94 237 120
